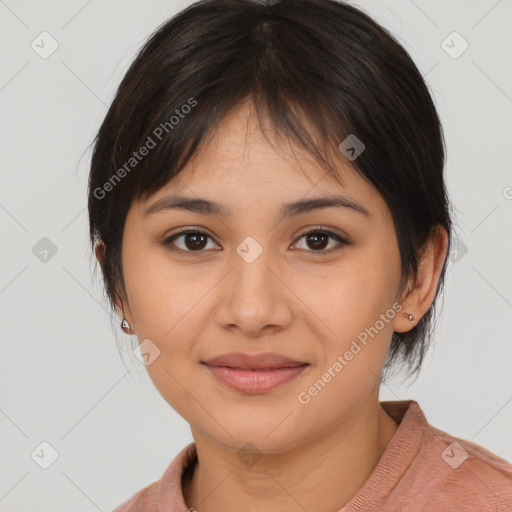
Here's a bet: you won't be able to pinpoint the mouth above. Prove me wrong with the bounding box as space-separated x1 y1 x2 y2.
201 354 309 394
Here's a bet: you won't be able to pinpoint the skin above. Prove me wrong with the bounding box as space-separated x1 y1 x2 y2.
96 100 448 512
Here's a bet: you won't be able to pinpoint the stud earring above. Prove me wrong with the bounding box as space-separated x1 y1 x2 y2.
402 312 415 323
121 318 135 335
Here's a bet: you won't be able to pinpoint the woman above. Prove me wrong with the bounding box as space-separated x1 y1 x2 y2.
88 0 512 510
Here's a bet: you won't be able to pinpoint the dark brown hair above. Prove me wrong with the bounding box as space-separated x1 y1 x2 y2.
88 0 456 382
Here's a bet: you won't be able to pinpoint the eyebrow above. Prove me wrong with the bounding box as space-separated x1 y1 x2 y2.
144 194 371 219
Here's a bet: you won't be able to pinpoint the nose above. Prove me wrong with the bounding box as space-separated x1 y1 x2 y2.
213 248 294 337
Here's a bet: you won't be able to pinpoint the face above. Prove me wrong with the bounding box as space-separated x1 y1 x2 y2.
113 101 407 453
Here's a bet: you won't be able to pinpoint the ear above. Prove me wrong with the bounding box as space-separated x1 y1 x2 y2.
94 239 107 273
393 225 449 333
94 240 135 328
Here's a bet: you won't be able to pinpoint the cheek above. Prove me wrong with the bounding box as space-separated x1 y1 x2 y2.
301 254 393 327
123 247 207 336
300 253 398 374
293 277 395 426
123 253 209 416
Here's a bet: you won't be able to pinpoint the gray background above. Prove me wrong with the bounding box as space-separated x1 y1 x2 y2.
1 0 511 510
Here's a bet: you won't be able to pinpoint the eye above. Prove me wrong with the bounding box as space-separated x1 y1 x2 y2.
163 227 220 253
162 227 349 254
293 228 349 253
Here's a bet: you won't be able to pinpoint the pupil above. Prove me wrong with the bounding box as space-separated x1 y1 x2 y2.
308 233 328 250
186 233 207 250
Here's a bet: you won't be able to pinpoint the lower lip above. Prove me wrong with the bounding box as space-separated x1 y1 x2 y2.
204 364 308 393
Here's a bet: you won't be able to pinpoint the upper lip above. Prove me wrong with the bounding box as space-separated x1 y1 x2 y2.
203 352 308 370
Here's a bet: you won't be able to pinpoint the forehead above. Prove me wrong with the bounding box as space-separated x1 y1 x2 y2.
186 100 341 184
139 100 388 220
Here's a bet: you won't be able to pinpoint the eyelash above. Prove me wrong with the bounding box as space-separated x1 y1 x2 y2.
162 226 349 255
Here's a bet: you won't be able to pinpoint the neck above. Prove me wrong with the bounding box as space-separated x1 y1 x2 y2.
183 393 399 512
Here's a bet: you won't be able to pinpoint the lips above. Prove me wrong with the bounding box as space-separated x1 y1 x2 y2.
202 351 307 370
202 352 309 393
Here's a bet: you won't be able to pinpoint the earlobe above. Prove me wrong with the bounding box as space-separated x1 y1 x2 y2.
394 225 449 333
120 318 136 335
95 239 136 334
113 285 136 335
116 290 136 335
394 308 417 333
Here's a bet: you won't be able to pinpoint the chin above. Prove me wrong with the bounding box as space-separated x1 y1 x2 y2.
203 417 302 454
217 433 300 456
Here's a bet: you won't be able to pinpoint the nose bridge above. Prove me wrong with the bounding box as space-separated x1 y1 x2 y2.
232 235 278 300
214 235 292 333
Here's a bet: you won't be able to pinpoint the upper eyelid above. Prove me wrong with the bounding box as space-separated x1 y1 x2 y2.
167 226 345 240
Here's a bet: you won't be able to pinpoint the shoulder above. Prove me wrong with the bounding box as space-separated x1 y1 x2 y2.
417 423 512 509
378 401 512 510
111 479 160 512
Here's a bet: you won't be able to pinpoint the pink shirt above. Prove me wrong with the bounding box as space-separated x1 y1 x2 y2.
112 400 512 511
